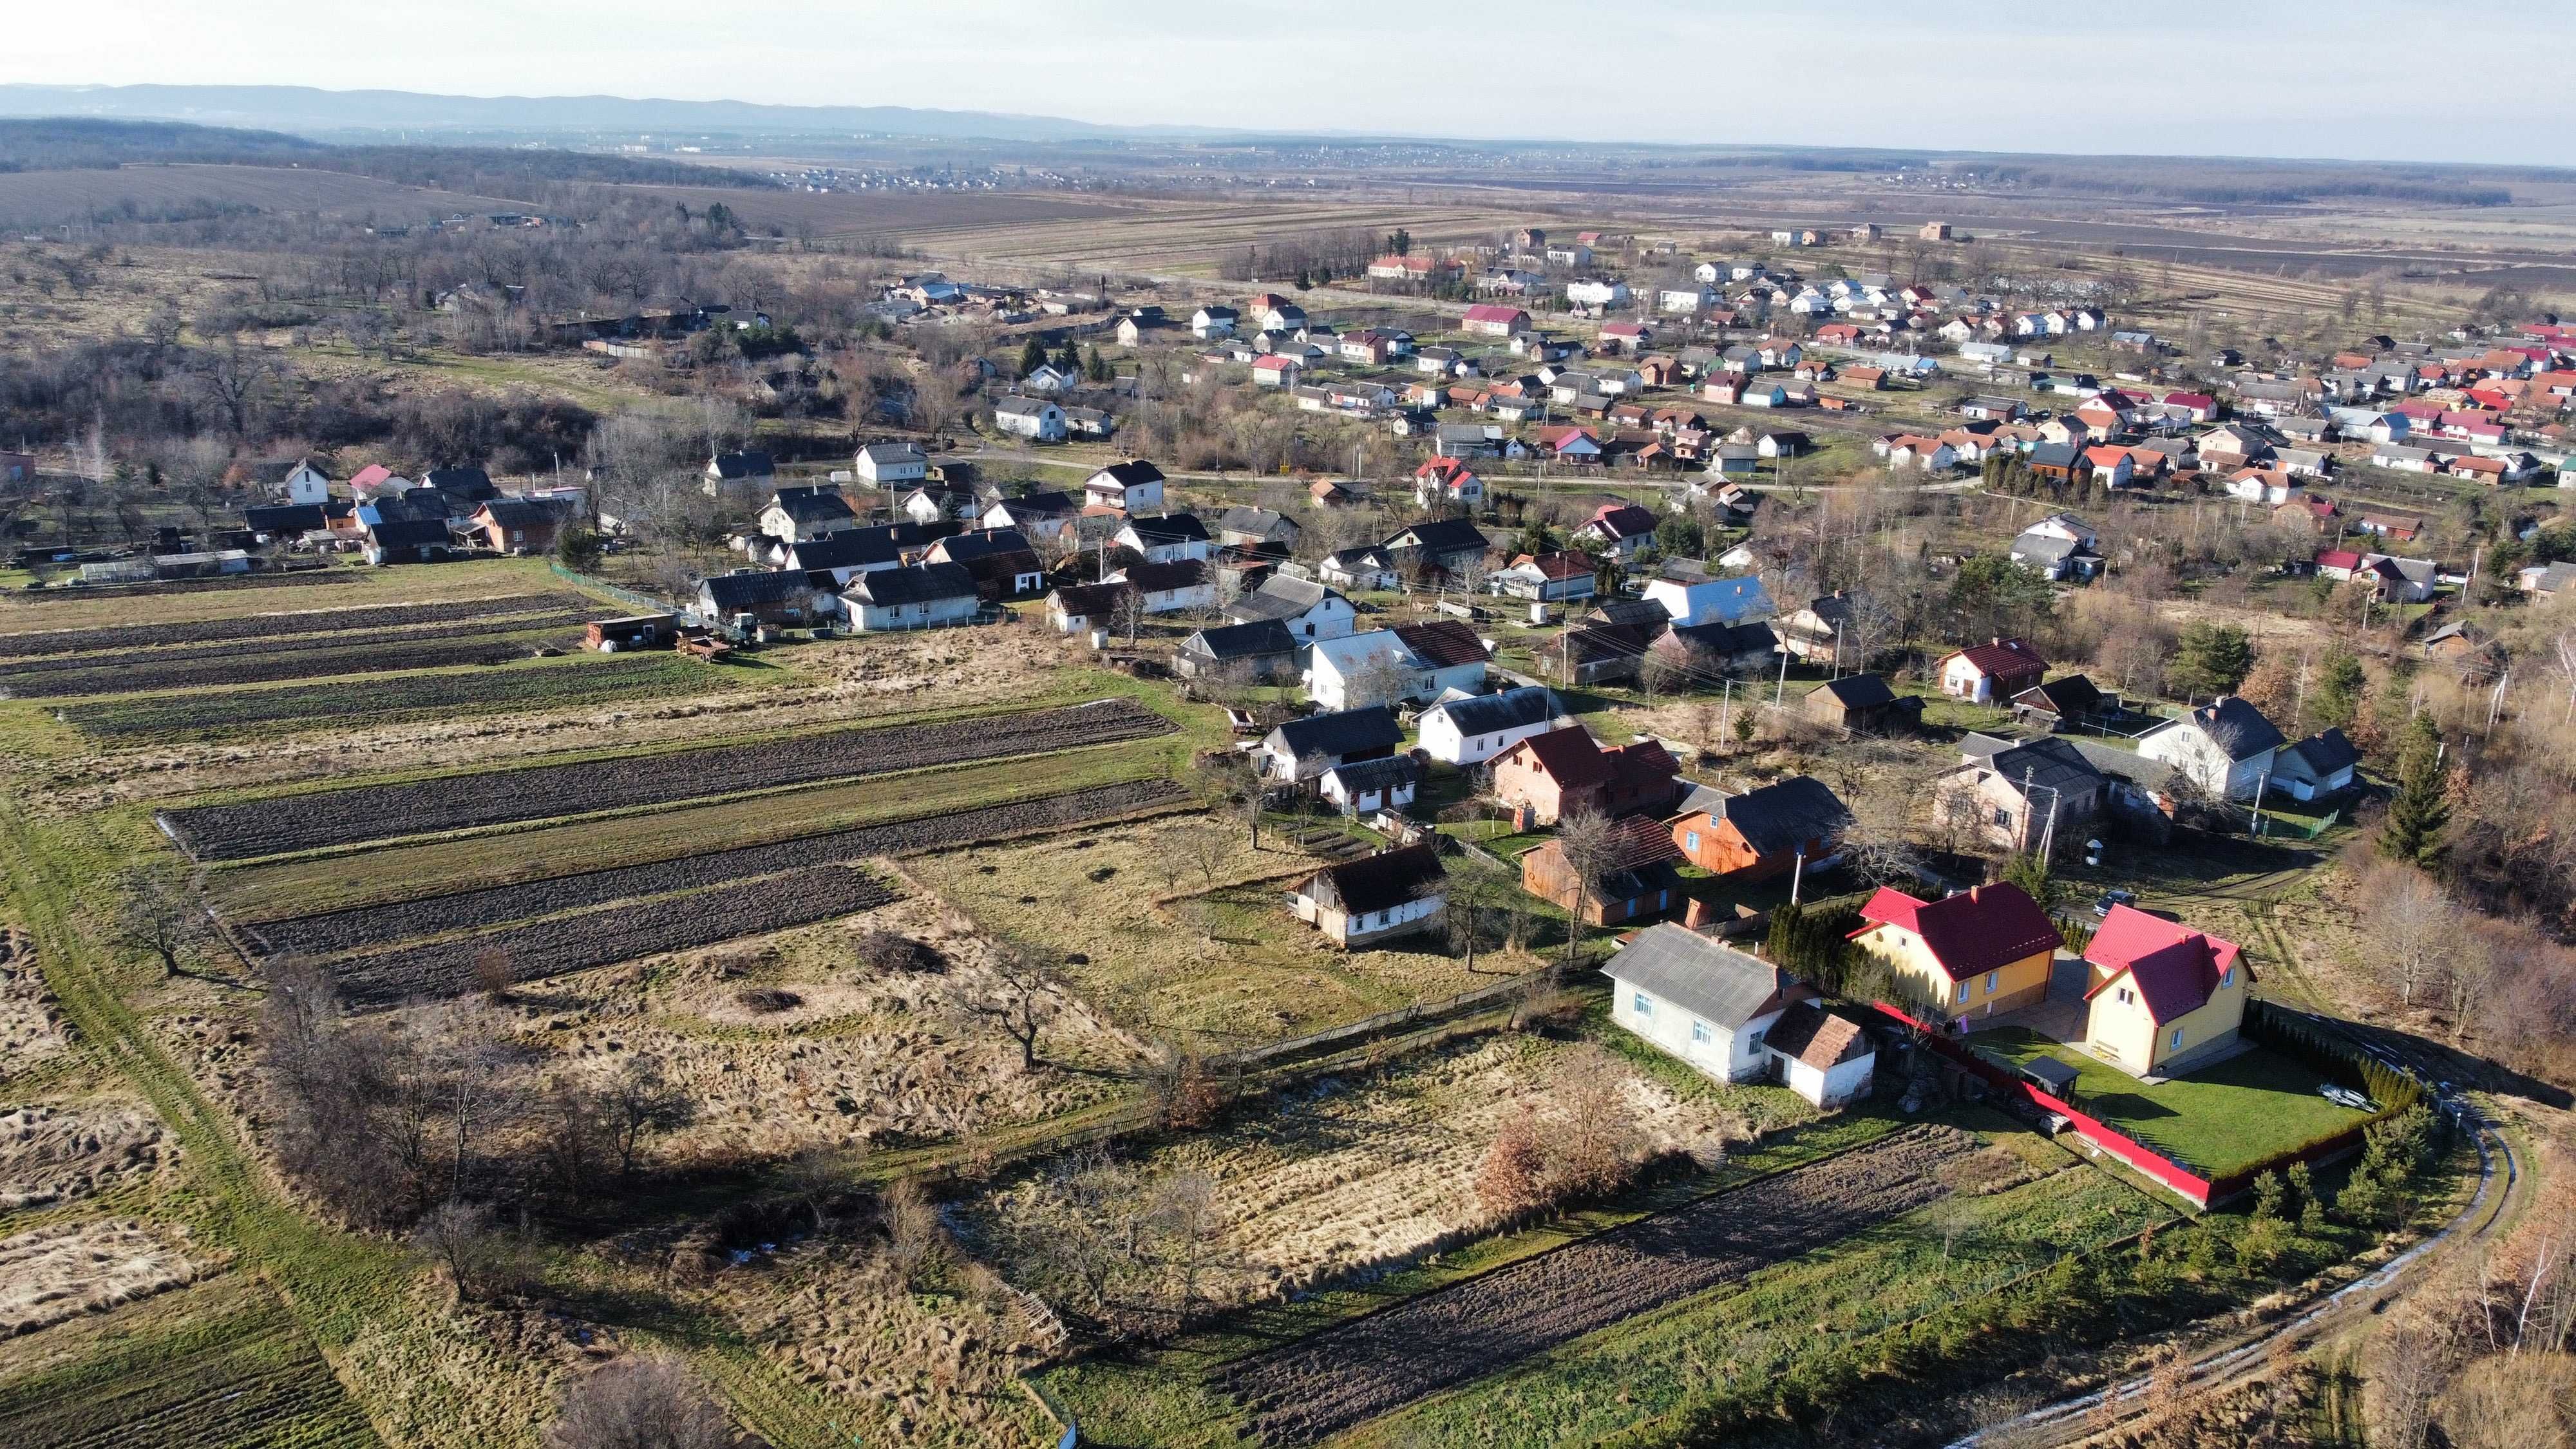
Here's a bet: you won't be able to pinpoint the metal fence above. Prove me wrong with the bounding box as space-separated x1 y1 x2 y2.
548 562 681 619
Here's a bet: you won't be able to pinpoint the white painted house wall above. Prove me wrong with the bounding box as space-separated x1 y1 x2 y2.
1614 987 1781 1083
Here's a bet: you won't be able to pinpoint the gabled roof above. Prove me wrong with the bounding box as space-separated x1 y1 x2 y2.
1217 506 1299 539
2012 674 2105 718
1321 753 1423 795
706 451 774 481
2280 727 2360 778
1503 724 1614 791
701 569 815 609
366 518 452 550
1980 735 2107 800
2146 696 2285 761
1856 882 2062 981
1602 923 1810 1030
1228 574 1343 621
1302 842 1443 917
2082 905 2246 1024
846 562 977 606
1390 619 1490 670
1425 685 1562 737
996 395 1063 418
1269 705 1406 763
1092 459 1166 490
1703 775 1853 859
1384 518 1491 554
1946 638 2049 677
1119 513 1211 546
858 442 927 466
1186 618 1300 662
931 527 1032 563
1115 558 1209 593
770 489 857 524
1582 502 1660 542
993 490 1079 520
1813 673 1897 710
1763 1002 1873 1070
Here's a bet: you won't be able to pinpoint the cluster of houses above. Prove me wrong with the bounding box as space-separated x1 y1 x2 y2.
238 458 588 567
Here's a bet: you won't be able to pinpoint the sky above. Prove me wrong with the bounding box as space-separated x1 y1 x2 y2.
8 0 2575 167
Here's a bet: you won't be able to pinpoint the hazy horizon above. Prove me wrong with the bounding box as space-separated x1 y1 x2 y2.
7 1 2574 167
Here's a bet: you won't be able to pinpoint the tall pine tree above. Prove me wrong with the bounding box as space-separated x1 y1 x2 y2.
1018 337 1048 378
2377 712 2448 866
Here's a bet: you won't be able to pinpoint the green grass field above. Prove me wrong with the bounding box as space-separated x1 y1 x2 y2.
1968 1025 2367 1178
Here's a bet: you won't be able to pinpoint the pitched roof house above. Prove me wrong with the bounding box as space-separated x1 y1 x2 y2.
1490 726 1680 824
1852 882 2062 1022
1258 705 1406 782
1603 925 1875 1106
2137 696 2284 802
2079 906 2251 1078
1289 844 1446 947
1937 638 2048 703
1522 814 1686 926
1669 775 1853 880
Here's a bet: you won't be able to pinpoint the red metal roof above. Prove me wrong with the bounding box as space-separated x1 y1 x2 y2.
1946 638 2048 679
1503 725 1612 791
2081 905 2246 1023
1855 882 2062 981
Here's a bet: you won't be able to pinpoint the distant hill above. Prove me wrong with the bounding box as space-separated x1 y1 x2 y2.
0 117 778 196
0 83 1197 145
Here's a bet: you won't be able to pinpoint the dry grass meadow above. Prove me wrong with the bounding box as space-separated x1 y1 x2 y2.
0 1218 202 1338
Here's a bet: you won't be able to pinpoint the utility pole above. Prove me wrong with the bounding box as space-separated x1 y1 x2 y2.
1775 645 1791 706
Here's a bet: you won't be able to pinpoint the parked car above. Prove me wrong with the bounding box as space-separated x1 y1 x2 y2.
2092 889 2137 918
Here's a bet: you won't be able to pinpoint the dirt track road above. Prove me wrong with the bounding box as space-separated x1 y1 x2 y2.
1218 1124 1967 1446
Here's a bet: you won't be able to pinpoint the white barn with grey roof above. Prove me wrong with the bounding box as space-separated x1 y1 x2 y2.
1602 925 1875 1106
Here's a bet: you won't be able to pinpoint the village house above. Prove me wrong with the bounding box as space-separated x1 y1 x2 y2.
467 497 570 555
1114 513 1213 565
759 486 860 544
703 450 777 500
1653 620 1779 677
1250 355 1303 388
1381 518 1492 582
699 569 823 629
2080 906 2251 1077
855 442 929 488
1175 618 1302 684
1084 459 1167 513
1463 304 1532 337
1103 558 1213 615
1853 882 2062 1022
1318 754 1423 817
993 396 1068 442
1289 843 1446 947
1937 638 2048 704
1042 582 1130 636
1215 506 1302 551
1318 545 1401 592
1490 726 1681 825
1522 814 1686 927
1258 705 1406 783
2270 728 2360 803
1670 775 1853 881
775 526 910 587
1305 629 1430 712
1191 305 1238 338
1490 551 1598 603
2137 695 2285 802
1574 502 1661 559
1388 618 1494 697
1604 925 1875 1108
1227 574 1356 641
982 489 1082 543
843 562 980 632
1937 735 2106 857
1802 672 1915 735
2011 674 2118 733
1642 575 1777 629
898 479 982 525
1416 686 1569 767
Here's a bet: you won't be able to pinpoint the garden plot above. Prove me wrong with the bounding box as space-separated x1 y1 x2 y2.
4 622 597 699
0 592 587 658
910 815 1525 1041
242 779 1191 959
60 653 734 741
0 1219 202 1338
0 1101 169 1212
520 892 1143 1157
1217 1124 1971 1446
0 609 591 687
976 1036 1779 1313
160 696 1172 860
334 863 900 1006
0 932 70 1080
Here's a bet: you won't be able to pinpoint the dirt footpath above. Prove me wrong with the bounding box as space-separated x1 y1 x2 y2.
1219 1123 1968 1445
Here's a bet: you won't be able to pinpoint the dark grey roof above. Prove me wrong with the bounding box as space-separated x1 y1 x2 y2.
366 518 451 550
2011 532 2086 564
859 442 926 465
2065 739 2174 791
1302 842 1444 916
1227 574 1341 621
2028 441 2080 469
1323 754 1422 793
2280 728 2360 778
708 451 775 480
1666 620 1779 657
1427 685 1562 736
2014 674 2105 717
1121 513 1210 545
1982 735 2107 799
424 465 495 498
244 503 326 533
772 490 857 524
1267 705 1405 764
847 562 976 606
1185 618 1299 662
787 527 905 572
994 491 1079 520
1217 506 1299 539
1385 518 1491 555
1707 775 1854 858
1094 459 1166 489
1814 673 1897 710
701 570 815 609
933 527 1031 563
2153 696 2286 760
1601 923 1803 1030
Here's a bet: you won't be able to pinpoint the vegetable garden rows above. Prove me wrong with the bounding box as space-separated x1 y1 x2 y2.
240 778 1193 959
61 651 719 739
334 862 900 1005
1218 1124 1969 1446
0 591 587 657
8 624 596 700
0 610 596 686
162 697 1175 860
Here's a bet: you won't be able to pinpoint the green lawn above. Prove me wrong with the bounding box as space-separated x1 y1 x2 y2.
1967 1025 2367 1179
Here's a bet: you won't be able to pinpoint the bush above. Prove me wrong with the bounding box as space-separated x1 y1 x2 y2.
734 987 802 1014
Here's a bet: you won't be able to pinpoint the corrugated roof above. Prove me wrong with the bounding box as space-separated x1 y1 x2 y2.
1601 923 1806 1029
1856 883 2061 981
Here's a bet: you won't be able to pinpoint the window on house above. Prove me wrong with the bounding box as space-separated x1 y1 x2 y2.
1690 1020 1711 1046
1956 981 1970 1003
1685 831 1700 851
1745 1027 1766 1052
2118 987 2136 1005
1985 971 1999 995
2220 966 2235 989
1633 992 1653 1018
2170 1025 2185 1051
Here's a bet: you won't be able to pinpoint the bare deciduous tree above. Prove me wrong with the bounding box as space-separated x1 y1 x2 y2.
545 1356 734 1449
952 938 1065 1072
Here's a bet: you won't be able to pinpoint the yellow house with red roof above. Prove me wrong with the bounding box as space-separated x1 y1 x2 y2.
2081 906 2251 1076
1850 882 2061 1021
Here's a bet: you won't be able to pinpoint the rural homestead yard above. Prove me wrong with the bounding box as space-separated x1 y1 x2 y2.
910 815 1540 1043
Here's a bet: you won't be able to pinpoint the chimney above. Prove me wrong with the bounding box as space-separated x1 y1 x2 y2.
1990 636 2002 647
1969 884 1983 902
